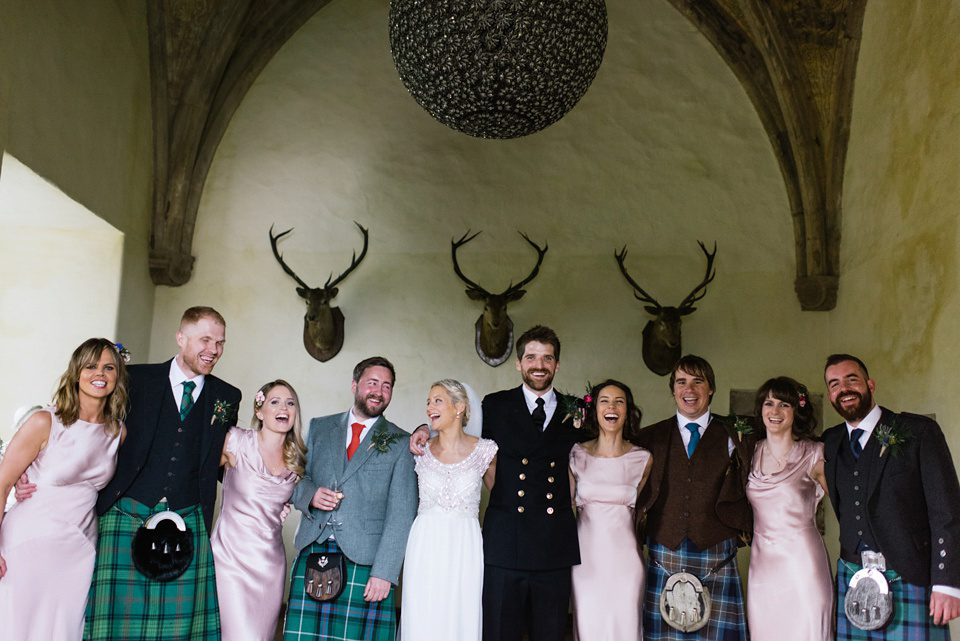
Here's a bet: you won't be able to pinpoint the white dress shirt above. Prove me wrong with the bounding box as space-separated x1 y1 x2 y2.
675 409 734 456
522 385 557 429
168 358 204 405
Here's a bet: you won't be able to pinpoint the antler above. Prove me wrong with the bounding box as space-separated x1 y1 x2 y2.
502 232 548 297
677 241 717 311
614 246 662 310
325 222 369 289
451 230 491 296
269 224 312 290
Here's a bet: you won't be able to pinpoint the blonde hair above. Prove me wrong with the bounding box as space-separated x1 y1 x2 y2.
250 379 307 477
52 338 128 437
430 379 470 425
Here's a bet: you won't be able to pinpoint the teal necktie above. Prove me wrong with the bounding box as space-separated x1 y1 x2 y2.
686 422 700 457
179 381 196 420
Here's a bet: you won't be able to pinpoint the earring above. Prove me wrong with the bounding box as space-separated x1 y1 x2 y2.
456 411 462 418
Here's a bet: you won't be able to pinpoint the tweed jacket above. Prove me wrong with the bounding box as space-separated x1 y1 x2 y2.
96 359 241 533
822 407 960 588
292 411 417 585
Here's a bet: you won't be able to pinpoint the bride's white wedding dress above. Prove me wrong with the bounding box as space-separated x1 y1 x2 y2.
400 437 497 641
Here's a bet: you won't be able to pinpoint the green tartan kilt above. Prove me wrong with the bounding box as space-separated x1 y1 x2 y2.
283 540 396 641
84 498 220 641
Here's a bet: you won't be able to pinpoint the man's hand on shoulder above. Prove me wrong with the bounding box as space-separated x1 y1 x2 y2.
930 591 960 625
364 576 391 602
408 424 430 455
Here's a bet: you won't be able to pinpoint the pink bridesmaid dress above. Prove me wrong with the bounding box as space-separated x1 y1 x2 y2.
0 408 121 641
746 439 834 641
211 427 297 641
570 443 651 641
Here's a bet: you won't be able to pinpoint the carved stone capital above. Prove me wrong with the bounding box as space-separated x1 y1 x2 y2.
149 249 196 287
794 275 839 311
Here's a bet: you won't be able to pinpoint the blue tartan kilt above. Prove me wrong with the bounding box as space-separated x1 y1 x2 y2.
283 539 396 641
643 538 748 641
837 560 951 641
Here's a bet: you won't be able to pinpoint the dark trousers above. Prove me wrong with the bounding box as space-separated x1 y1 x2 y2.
482 564 571 641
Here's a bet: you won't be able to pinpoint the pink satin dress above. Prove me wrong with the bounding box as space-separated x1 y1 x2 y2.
746 439 834 641
211 427 297 641
570 443 651 641
0 408 121 641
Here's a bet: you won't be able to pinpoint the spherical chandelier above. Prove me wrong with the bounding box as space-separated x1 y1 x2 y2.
388 0 608 139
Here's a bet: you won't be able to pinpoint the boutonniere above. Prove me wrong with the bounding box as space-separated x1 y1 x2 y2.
721 414 755 441
367 425 403 454
874 416 911 458
211 399 237 426
558 384 593 428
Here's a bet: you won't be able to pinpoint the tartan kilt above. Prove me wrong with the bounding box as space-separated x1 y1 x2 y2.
837 560 951 641
283 539 396 641
84 498 220 640
643 538 748 641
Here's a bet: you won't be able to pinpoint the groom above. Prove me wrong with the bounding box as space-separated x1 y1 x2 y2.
284 356 417 641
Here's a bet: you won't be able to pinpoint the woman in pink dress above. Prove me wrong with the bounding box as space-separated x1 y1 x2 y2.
746 376 833 641
211 379 307 641
569 379 652 641
0 338 128 641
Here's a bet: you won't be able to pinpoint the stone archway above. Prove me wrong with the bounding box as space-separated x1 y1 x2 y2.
147 0 867 312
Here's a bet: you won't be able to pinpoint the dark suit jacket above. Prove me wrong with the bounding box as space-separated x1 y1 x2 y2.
481 386 588 571
635 415 755 544
96 360 241 532
823 407 960 587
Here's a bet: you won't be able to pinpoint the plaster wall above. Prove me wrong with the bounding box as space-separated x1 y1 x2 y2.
151 0 830 577
0 0 154 358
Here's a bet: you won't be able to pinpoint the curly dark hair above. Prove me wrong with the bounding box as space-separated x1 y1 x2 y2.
753 376 817 440
582 379 643 444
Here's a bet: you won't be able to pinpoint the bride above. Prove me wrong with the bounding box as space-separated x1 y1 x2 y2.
400 379 497 641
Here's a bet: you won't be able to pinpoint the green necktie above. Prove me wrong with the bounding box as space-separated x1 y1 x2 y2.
179 381 196 420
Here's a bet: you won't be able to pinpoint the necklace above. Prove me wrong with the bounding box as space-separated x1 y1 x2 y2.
765 441 795 466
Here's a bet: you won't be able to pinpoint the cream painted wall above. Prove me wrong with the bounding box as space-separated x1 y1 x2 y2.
0 0 154 356
839 2 960 633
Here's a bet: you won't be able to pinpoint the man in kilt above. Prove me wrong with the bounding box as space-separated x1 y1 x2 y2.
16 306 242 639
635 355 755 641
823 354 960 640
283 356 417 641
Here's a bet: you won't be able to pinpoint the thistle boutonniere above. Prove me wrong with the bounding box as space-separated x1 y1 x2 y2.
558 384 593 428
211 399 237 426
367 425 403 454
874 416 911 458
722 414 755 441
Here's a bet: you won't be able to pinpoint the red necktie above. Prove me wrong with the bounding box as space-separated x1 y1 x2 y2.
347 422 364 461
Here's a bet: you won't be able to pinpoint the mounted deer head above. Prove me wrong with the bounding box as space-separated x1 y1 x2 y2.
269 222 369 362
452 230 548 366
615 241 717 376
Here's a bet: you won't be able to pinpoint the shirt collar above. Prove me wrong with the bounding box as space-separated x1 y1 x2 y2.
676 409 711 430
522 384 555 408
846 404 882 440
169 358 204 388
348 408 378 429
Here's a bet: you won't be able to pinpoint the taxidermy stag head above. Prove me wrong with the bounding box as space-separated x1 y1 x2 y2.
615 241 717 376
452 230 548 367
269 222 369 362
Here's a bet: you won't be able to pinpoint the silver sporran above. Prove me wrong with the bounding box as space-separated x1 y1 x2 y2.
660 571 712 632
844 567 893 630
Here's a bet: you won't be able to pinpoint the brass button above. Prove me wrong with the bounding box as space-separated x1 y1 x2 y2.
522 458 529 465
546 493 553 500
550 461 556 467
517 506 525 513
519 473 526 481
546 507 554 515
518 490 525 497
548 476 555 483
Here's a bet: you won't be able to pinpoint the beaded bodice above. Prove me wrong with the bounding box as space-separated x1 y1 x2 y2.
415 438 498 517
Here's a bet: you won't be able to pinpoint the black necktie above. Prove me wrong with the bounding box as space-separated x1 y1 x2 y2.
850 428 864 460
532 397 546 431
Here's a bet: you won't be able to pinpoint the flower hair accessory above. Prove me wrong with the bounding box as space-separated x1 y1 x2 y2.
797 391 807 408
254 390 266 410
114 343 132 363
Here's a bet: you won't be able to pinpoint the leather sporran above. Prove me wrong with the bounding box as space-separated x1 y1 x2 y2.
131 511 194 582
304 552 346 602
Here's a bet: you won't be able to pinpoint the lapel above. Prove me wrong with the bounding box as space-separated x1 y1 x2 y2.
340 415 386 484
136 361 173 447
198 377 218 464
506 386 542 448
865 407 896 500
535 389 567 448
823 424 845 508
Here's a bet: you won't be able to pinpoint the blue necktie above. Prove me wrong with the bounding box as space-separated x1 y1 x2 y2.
850 428 864 460
686 422 700 458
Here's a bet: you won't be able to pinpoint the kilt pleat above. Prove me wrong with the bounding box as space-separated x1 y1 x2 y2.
83 498 220 640
643 538 748 641
283 540 396 641
836 560 951 641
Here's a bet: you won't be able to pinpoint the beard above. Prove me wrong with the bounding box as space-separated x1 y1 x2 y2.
522 368 555 392
832 388 873 423
354 390 387 418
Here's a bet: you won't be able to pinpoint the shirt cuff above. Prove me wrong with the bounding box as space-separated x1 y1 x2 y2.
932 585 960 599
